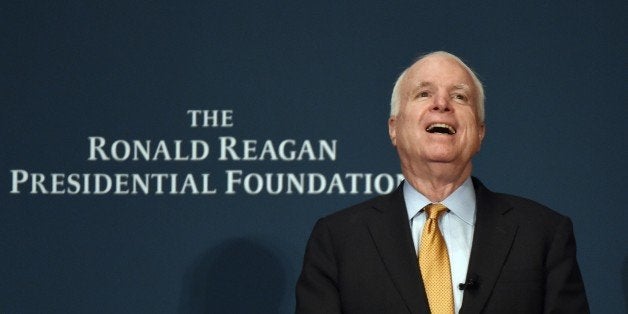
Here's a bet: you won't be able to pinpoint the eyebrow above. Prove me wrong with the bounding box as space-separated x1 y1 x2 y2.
415 81 432 89
411 82 471 92
409 82 432 94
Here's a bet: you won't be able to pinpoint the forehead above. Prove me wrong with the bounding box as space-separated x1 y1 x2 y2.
403 55 474 91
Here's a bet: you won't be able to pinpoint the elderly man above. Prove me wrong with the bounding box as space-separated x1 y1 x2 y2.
296 51 589 313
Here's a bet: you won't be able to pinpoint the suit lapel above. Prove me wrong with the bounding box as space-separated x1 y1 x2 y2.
366 186 431 314
460 178 518 313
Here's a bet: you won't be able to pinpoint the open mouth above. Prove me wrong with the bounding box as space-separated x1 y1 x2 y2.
426 123 456 135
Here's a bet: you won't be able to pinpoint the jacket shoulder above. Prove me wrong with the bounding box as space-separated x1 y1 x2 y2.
315 185 405 232
474 178 571 226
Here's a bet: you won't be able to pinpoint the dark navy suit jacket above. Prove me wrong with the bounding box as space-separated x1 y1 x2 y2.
296 178 589 313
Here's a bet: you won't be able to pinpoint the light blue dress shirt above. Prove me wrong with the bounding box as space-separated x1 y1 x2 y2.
404 177 476 314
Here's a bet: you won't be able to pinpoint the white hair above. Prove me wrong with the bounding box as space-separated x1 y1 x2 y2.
389 51 485 122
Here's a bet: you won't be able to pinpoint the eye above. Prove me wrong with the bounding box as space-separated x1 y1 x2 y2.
418 91 429 98
452 93 468 101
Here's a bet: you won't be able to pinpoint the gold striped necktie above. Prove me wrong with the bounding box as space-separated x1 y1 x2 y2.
419 203 454 314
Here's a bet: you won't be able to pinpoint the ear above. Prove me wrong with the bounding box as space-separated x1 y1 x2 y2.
388 116 397 146
476 122 486 152
478 123 486 142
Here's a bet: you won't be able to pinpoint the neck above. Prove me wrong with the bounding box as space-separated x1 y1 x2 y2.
401 161 472 202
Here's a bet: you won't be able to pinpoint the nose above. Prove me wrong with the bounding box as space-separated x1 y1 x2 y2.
431 93 451 113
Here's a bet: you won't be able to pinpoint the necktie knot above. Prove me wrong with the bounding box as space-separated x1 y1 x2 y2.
425 203 448 220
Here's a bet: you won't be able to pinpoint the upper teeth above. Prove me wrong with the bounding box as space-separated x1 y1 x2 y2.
426 123 456 134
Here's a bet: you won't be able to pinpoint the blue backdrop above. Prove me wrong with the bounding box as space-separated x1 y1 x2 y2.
2 1 626 313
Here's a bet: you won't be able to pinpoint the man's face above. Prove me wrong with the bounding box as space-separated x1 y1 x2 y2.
388 55 485 170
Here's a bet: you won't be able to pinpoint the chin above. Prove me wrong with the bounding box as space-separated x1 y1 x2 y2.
424 154 457 163
423 149 457 160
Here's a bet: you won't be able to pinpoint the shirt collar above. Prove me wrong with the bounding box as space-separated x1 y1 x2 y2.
404 176 476 226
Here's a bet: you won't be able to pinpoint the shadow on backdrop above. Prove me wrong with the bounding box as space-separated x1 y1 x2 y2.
623 254 628 314
179 238 286 314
